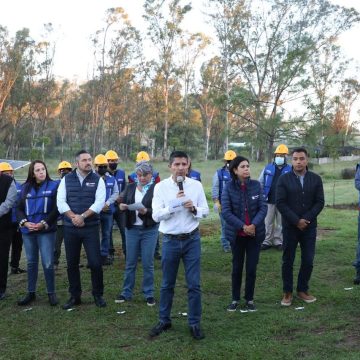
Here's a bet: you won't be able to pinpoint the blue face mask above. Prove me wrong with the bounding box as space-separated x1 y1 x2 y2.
274 156 285 166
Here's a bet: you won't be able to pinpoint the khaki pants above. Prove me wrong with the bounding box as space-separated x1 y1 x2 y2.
262 204 283 246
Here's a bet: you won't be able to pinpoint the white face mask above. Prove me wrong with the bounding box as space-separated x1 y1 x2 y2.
274 156 285 166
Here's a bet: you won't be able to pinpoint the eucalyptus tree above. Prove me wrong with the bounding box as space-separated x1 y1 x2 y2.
209 0 360 161
143 0 192 158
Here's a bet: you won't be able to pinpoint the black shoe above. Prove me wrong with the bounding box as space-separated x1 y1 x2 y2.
17 292 36 306
154 252 162 260
146 297 156 306
149 322 172 337
48 293 59 306
189 325 205 340
102 257 112 266
227 301 238 312
0 292 5 300
11 267 27 274
275 244 283 251
94 295 107 308
245 300 257 312
62 296 81 310
260 244 272 251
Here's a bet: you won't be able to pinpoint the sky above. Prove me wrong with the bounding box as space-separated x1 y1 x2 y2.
0 0 359 82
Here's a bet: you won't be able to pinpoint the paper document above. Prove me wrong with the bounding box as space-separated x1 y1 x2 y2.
127 203 145 211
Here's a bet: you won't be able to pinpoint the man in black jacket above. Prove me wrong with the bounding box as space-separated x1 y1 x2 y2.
276 147 324 306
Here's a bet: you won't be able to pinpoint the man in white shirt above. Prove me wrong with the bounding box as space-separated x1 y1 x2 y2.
57 150 106 309
149 151 209 340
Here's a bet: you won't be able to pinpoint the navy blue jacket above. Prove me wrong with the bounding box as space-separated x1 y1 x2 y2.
276 169 324 229
221 178 267 244
64 170 100 227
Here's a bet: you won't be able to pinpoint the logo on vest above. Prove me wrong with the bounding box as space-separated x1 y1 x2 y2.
86 182 96 187
42 190 53 194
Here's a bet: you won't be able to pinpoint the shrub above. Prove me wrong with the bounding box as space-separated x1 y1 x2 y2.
341 168 356 179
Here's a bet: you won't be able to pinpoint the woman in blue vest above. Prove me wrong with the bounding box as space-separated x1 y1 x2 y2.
221 156 267 312
17 160 59 306
115 162 159 306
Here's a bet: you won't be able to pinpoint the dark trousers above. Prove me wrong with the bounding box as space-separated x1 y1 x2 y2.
112 208 126 256
282 226 316 293
54 225 64 265
0 228 12 292
10 225 23 268
231 236 261 302
64 225 103 297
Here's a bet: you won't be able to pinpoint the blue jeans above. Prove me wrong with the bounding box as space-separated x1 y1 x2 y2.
100 212 113 257
219 213 230 250
22 232 56 294
64 225 103 297
353 214 360 270
159 230 201 326
282 226 316 293
122 225 159 299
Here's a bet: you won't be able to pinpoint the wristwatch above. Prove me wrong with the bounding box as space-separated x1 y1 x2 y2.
191 206 197 215
80 213 86 219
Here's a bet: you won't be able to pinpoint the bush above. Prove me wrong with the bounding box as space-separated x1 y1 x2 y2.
341 168 356 179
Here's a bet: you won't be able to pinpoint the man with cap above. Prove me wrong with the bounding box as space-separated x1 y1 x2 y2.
212 150 237 252
105 150 126 261
0 162 17 299
94 154 119 265
258 144 291 251
54 161 72 269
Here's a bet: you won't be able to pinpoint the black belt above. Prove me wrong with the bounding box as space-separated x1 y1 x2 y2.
164 227 199 240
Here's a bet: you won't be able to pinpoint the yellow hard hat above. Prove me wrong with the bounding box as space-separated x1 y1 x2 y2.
105 150 119 161
136 151 150 162
58 161 72 171
274 144 289 155
0 162 13 172
224 150 237 161
94 154 108 166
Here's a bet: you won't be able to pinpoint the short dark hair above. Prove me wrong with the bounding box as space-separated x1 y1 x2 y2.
169 151 189 165
229 156 249 179
291 147 308 157
75 150 90 162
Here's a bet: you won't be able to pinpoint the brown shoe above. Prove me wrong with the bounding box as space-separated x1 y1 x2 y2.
281 292 293 306
297 291 317 303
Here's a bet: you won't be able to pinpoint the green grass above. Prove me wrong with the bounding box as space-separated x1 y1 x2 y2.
1 208 360 359
3 158 360 359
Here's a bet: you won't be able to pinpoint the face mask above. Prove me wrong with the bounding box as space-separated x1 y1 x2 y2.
60 170 71 178
109 163 117 171
97 167 107 176
274 156 285 166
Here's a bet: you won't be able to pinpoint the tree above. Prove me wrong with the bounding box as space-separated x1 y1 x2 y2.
144 0 192 158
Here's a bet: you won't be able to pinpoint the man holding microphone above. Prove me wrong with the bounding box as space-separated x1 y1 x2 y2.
149 151 209 340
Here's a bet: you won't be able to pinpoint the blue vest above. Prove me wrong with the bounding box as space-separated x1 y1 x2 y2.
11 180 22 224
20 180 59 234
103 173 116 213
128 170 159 184
188 170 201 182
114 169 126 193
217 167 231 203
263 163 291 198
64 170 100 227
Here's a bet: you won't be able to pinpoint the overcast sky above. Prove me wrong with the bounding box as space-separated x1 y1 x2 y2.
0 0 359 82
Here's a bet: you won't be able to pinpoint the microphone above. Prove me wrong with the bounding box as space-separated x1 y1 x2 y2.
176 176 184 191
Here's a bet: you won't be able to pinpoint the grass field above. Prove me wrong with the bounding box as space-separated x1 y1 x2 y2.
2 158 360 359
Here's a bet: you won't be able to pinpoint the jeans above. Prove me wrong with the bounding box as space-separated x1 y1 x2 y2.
0 229 12 293
282 226 316 293
54 225 64 265
112 208 126 256
219 213 230 250
100 212 113 257
64 225 103 297
10 226 23 268
353 214 360 270
22 231 56 294
121 225 159 299
231 236 261 301
159 230 201 326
